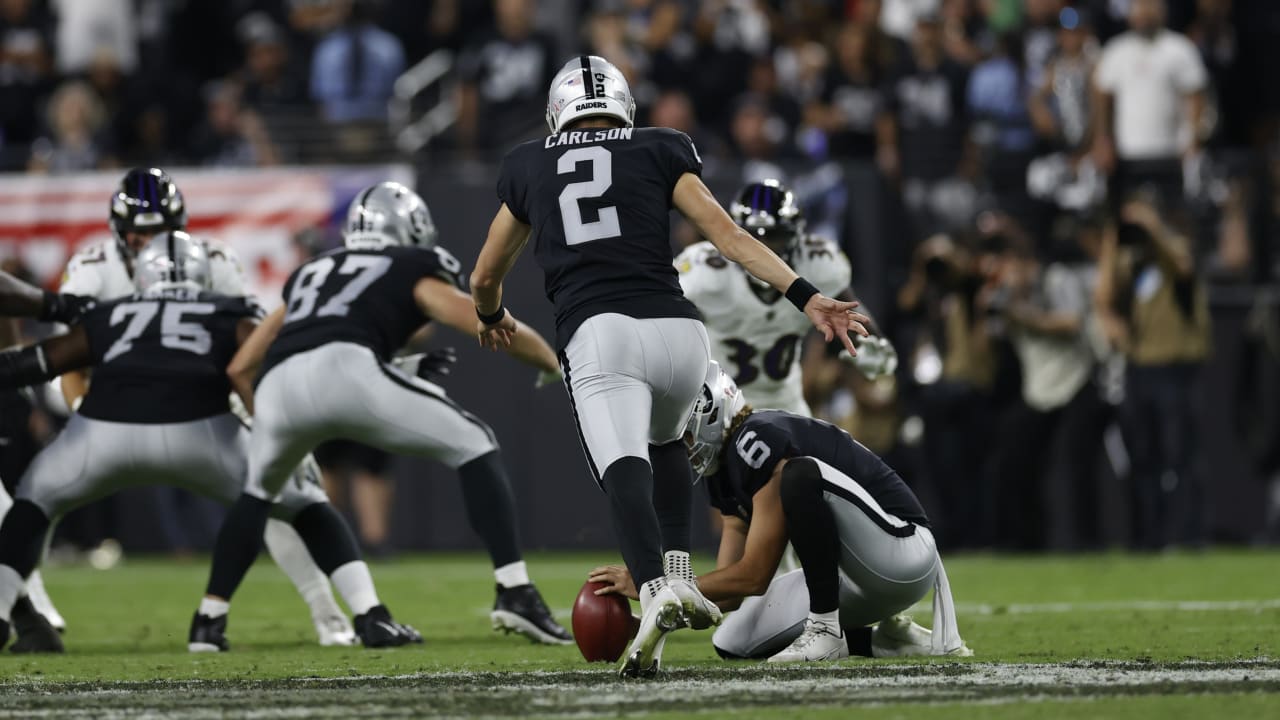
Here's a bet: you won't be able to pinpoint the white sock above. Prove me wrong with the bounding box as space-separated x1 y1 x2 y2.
809 610 841 632
199 597 229 619
263 519 344 619
494 561 529 589
0 565 22 623
638 577 666 614
330 561 380 616
663 551 693 582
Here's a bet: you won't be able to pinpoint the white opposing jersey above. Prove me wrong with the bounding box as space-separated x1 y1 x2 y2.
60 237 250 302
677 236 851 414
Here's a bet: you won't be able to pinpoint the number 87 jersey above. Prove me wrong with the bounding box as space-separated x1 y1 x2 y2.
676 235 851 416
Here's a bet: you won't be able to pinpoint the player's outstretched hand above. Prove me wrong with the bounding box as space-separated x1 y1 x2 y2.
477 310 518 351
804 295 870 356
588 565 638 601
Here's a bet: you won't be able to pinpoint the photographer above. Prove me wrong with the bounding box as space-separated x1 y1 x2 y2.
1096 193 1211 550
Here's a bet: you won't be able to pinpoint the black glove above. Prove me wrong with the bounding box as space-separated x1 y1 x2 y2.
40 291 96 325
394 347 457 382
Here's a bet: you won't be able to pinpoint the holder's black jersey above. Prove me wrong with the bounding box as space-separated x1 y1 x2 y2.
707 410 930 528
497 126 703 348
79 289 256 424
260 245 463 381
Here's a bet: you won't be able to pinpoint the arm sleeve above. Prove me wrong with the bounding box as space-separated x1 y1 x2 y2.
1171 37 1208 93
496 149 531 224
665 131 703 187
59 254 104 297
1094 44 1119 92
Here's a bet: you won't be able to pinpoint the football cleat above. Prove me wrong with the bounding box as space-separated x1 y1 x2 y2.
314 611 358 647
25 571 66 633
188 612 228 653
767 619 848 663
9 596 64 654
619 579 685 679
666 578 722 630
871 614 972 657
491 584 573 645
0 617 7 651
353 605 423 648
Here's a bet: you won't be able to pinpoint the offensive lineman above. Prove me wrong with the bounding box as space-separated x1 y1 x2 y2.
54 167 355 646
193 181 571 649
592 362 970 662
0 233 408 651
470 55 869 677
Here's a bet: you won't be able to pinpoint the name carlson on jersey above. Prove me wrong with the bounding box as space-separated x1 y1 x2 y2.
543 126 634 148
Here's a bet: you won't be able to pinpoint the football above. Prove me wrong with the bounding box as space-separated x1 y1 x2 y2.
571 581 636 663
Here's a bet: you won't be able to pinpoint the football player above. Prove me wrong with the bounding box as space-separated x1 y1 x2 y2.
0 233 396 652
54 167 355 647
193 181 571 650
590 362 970 663
676 179 898 416
469 55 870 677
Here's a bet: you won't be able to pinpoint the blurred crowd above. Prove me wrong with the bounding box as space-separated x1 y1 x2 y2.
1 0 1279 554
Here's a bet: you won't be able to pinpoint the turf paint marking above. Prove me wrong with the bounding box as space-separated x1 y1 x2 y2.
941 599 1280 615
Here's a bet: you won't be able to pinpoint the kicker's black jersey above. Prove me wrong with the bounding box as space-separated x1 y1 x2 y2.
497 126 703 349
260 245 463 380
79 289 256 424
707 410 930 527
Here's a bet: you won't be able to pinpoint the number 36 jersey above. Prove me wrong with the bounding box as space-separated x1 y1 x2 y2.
78 289 257 424
676 236 851 415
260 245 463 381
497 126 702 350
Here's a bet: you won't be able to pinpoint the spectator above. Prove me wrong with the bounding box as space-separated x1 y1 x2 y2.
0 0 55 170
1021 0 1065 88
810 22 884 163
1095 192 1211 550
1029 6 1099 155
939 0 989 67
238 11 309 114
50 0 137 75
729 94 792 179
315 440 397 556
310 0 406 123
1186 0 1245 148
187 80 280 167
966 32 1037 221
28 79 116 173
1092 0 1209 210
455 0 555 154
854 0 909 76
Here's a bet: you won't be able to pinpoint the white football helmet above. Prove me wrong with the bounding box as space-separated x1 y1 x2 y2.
683 362 748 478
545 55 636 134
343 181 438 250
133 231 211 294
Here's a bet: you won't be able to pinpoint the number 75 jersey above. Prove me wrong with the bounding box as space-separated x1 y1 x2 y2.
676 236 851 415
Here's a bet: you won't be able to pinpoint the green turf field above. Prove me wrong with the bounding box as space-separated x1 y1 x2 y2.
0 549 1277 718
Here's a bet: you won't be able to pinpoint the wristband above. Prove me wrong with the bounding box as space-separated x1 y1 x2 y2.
784 277 820 312
476 305 506 325
37 290 58 322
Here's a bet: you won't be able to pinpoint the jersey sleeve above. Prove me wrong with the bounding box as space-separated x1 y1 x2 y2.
663 130 703 186
729 416 794 495
417 246 465 289
1094 41 1121 93
206 240 249 297
60 246 107 297
496 146 532 224
1170 35 1208 93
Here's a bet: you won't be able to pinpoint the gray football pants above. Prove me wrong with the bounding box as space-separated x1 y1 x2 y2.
712 458 939 659
560 313 710 483
245 342 497 501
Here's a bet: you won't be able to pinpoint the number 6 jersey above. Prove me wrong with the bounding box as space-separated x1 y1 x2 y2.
496 126 702 350
676 236 851 415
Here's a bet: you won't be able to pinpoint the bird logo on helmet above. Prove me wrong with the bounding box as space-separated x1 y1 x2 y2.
109 168 188 262
545 55 636 134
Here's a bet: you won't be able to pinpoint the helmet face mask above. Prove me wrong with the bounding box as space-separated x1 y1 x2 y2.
545 55 636 134
110 168 188 261
729 180 804 267
133 231 211 295
343 182 438 250
682 362 747 479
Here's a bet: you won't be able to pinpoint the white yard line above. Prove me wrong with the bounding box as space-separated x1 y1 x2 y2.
930 599 1280 615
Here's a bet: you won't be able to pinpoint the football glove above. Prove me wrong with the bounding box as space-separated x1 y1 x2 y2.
394 347 457 382
40 291 96 325
839 335 898 380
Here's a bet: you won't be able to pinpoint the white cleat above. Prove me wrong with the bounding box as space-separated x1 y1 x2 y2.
871 614 972 657
314 612 358 647
619 580 684 678
667 578 722 630
768 619 849 663
25 571 66 632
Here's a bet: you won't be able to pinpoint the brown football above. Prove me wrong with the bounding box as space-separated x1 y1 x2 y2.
572 581 636 663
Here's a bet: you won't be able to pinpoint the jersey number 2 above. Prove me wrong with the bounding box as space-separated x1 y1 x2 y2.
558 147 621 246
285 255 394 322
103 302 215 363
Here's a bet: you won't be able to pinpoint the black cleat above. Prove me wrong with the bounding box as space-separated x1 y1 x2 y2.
9 596 64 654
188 612 228 653
353 605 422 648
491 584 573 645
0 617 8 652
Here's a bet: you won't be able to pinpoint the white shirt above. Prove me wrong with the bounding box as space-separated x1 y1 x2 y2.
1010 264 1095 412
1095 30 1207 160
677 237 851 415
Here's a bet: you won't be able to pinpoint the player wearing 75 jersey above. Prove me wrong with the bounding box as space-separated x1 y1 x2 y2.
676 179 898 416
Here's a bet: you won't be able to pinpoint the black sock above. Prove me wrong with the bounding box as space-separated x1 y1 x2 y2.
847 626 874 657
205 493 271 599
458 450 522 568
291 502 362 574
0 501 49 578
601 456 663 587
779 458 840 614
649 441 692 554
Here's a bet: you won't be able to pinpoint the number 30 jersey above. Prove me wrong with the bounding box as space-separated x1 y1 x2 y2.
78 289 257 424
497 126 702 349
260 245 463 381
676 236 851 415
